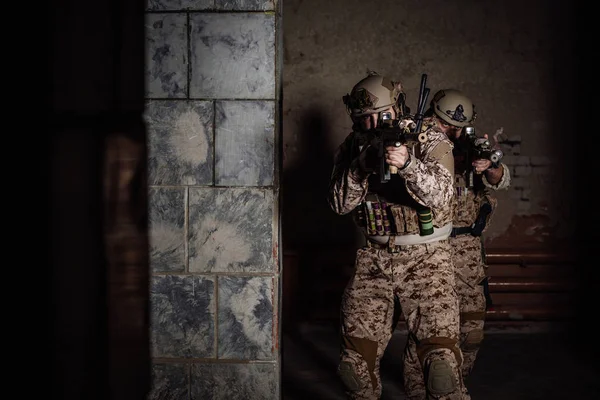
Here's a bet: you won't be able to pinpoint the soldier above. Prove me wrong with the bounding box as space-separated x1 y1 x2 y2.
402 89 511 399
328 72 470 399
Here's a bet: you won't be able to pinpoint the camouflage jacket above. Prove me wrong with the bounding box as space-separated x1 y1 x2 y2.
450 131 511 230
327 125 454 235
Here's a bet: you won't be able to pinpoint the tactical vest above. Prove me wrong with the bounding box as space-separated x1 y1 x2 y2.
353 128 454 236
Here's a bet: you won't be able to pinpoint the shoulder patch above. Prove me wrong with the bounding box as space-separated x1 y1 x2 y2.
428 140 453 161
429 140 454 174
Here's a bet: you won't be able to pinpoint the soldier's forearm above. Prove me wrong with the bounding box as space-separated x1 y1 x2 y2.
484 164 504 185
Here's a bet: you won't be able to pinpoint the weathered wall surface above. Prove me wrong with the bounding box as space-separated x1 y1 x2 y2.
144 1 282 398
282 0 577 252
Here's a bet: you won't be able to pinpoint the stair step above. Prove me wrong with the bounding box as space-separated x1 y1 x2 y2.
306 304 574 324
311 277 576 300
360 320 568 333
485 304 573 320
313 264 576 282
485 250 574 265
488 277 576 292
486 263 575 278
283 249 577 326
488 291 574 306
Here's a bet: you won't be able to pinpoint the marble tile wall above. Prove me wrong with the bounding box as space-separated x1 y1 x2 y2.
144 1 280 398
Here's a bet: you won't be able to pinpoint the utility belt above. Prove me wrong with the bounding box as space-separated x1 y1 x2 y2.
365 223 452 253
367 239 450 254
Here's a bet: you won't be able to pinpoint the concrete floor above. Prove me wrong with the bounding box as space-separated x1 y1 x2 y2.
282 322 599 399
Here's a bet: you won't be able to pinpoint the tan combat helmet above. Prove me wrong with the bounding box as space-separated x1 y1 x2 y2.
431 89 477 127
343 71 405 117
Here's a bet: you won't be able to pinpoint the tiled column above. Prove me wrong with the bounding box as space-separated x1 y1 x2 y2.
144 1 280 398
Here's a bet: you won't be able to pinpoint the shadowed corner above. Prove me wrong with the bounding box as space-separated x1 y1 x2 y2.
544 0 593 370
281 104 359 330
281 104 360 398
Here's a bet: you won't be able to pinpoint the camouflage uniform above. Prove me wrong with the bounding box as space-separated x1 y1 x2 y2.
328 125 470 400
451 132 510 379
402 116 511 399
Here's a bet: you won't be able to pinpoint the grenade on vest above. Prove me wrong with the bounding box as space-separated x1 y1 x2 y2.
417 206 434 236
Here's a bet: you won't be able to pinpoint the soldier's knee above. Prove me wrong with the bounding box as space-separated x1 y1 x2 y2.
462 329 484 352
339 335 379 393
426 358 456 396
420 349 458 396
416 337 460 397
338 351 371 392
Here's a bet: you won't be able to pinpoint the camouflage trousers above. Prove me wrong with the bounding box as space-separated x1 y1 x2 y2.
403 235 487 399
338 240 470 400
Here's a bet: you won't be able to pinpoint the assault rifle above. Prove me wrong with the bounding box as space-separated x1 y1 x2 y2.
463 126 504 187
464 126 503 167
374 73 431 183
368 116 428 183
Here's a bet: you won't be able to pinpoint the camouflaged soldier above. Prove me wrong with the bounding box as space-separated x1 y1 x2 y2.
402 89 511 399
328 72 470 400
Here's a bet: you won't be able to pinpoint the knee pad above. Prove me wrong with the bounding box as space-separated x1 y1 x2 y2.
426 359 456 396
338 352 370 392
462 329 484 352
422 349 457 396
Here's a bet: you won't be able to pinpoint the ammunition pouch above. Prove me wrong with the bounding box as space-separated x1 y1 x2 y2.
356 200 450 236
355 198 395 235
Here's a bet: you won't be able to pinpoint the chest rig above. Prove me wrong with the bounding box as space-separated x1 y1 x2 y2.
353 125 454 237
